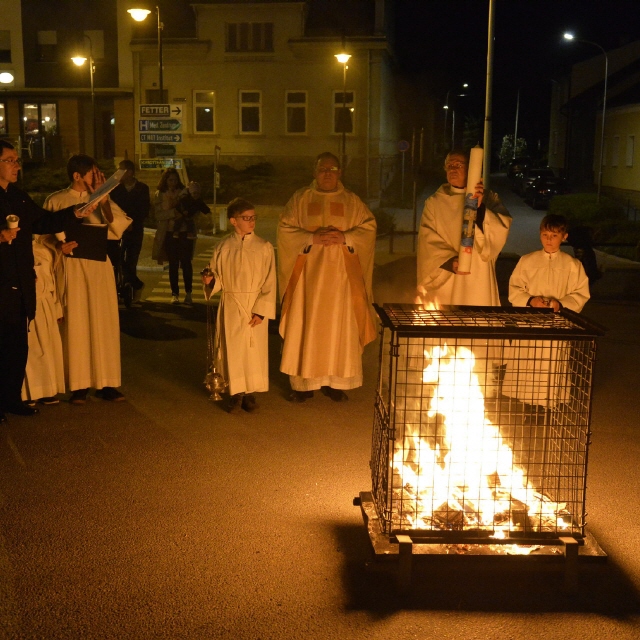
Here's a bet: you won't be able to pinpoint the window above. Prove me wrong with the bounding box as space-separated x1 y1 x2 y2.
333 91 355 135
626 135 635 167
37 30 57 62
0 103 6 136
611 135 620 167
193 91 215 133
286 91 307 134
239 91 261 134
21 102 57 161
0 30 10 63
226 23 273 52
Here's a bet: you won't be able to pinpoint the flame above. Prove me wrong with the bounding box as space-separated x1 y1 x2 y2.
414 286 439 309
392 343 570 535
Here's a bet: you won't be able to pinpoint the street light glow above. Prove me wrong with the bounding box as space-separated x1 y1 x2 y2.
0 71 14 84
128 8 151 21
71 56 87 66
335 53 351 64
563 32 575 40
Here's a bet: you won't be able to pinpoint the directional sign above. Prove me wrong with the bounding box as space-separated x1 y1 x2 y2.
138 119 182 132
155 144 177 157
139 104 183 118
139 133 182 143
140 158 183 170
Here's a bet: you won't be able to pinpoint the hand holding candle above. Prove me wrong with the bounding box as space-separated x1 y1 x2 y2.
55 231 76 256
457 146 484 275
6 215 19 244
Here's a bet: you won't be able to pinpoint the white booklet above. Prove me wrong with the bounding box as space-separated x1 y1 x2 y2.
75 169 126 214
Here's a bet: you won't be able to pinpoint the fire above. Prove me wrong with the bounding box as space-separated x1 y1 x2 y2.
392 343 570 535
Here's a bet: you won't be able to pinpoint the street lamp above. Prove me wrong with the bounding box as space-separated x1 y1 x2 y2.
0 72 14 84
443 83 468 150
564 31 608 203
335 52 351 170
129 5 164 99
71 34 96 157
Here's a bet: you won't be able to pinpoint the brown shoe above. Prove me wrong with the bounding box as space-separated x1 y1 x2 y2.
70 389 89 405
241 394 257 413
288 390 314 403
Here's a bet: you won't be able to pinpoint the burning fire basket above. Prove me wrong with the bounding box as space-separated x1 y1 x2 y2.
357 303 607 586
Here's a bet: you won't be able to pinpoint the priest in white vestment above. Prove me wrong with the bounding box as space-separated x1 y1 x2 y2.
417 150 512 307
21 238 67 404
204 198 276 413
43 155 124 404
278 152 377 403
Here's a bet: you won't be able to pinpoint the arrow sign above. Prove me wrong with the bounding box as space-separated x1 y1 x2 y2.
140 133 183 143
171 106 182 117
139 104 184 119
138 119 182 132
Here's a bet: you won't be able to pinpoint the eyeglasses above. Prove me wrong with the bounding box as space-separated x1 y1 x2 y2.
238 215 257 222
317 167 340 173
445 162 466 171
0 157 22 166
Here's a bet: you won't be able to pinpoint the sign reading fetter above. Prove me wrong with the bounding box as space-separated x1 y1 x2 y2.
139 104 183 118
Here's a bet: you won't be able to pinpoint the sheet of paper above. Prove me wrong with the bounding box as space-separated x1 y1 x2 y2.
75 169 126 214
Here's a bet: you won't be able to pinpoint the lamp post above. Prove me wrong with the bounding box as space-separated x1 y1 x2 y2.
443 83 468 151
71 34 96 157
563 32 608 204
335 52 351 170
129 5 164 99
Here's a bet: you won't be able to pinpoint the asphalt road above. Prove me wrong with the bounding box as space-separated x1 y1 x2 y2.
1 187 639 638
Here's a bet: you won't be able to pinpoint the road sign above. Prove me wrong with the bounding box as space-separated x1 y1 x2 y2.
139 158 183 170
155 145 177 157
138 119 182 132
398 140 410 152
139 133 182 143
139 104 183 118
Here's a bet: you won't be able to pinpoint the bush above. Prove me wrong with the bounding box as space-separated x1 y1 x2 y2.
549 193 626 228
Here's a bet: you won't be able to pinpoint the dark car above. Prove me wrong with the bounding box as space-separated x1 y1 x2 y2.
514 167 555 196
524 175 568 209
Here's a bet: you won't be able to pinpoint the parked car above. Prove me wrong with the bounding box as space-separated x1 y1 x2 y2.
507 156 532 181
524 175 568 209
514 167 556 196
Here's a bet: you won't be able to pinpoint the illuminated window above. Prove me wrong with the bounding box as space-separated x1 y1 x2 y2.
0 30 10 63
286 91 307 134
37 30 57 62
239 91 261 134
626 135 634 168
20 102 57 160
333 90 354 135
193 91 215 133
226 23 273 52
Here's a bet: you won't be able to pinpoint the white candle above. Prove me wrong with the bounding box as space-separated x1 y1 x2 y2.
457 146 484 275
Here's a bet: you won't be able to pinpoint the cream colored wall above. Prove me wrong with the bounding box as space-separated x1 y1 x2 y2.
599 105 640 193
0 0 25 88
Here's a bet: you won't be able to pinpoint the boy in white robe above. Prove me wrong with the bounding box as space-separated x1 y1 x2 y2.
504 214 590 413
203 198 276 413
44 155 125 404
21 237 75 405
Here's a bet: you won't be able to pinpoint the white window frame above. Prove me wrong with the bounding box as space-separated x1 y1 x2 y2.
285 90 307 135
333 90 355 135
193 90 216 134
626 135 635 168
239 90 262 135
611 135 620 167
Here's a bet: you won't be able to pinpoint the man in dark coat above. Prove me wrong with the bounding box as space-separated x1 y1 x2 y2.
0 140 89 422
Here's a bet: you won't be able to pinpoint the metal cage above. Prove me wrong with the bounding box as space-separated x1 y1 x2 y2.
371 303 604 546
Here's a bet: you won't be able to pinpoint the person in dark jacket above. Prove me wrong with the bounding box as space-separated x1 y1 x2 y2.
110 160 150 295
0 140 90 422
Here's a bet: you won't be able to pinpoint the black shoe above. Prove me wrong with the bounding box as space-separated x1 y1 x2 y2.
96 387 125 402
288 390 314 403
70 388 89 405
224 393 243 414
5 402 39 416
241 394 257 413
321 386 348 402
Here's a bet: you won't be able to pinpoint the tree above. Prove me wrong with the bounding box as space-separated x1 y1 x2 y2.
499 134 527 168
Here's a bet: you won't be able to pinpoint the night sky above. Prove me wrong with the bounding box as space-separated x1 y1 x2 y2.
395 0 640 154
